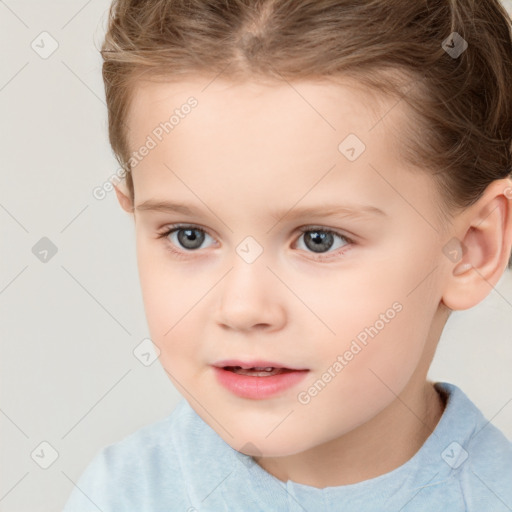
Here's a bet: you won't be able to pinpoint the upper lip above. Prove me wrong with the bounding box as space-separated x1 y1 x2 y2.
212 359 309 371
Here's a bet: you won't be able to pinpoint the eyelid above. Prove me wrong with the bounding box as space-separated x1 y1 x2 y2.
156 223 216 241
297 225 354 241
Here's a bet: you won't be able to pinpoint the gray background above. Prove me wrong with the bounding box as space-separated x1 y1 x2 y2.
0 1 511 510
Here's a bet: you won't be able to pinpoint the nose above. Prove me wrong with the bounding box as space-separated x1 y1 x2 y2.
215 255 286 333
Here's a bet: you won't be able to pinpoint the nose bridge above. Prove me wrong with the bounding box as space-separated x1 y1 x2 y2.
222 243 271 303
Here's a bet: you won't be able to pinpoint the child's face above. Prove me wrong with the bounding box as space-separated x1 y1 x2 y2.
121 76 452 458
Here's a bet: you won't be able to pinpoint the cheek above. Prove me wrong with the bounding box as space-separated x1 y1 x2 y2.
135 240 198 356
300 303 424 409
275 295 437 455
299 256 440 410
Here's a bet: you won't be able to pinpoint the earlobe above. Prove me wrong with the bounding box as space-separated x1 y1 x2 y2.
441 178 512 311
114 184 134 214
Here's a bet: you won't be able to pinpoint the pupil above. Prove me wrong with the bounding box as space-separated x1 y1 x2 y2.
305 231 333 253
178 228 205 249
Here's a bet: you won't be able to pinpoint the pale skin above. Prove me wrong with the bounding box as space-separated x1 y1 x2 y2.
114 76 512 488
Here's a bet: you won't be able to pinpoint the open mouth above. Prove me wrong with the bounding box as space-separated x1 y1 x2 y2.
223 366 295 377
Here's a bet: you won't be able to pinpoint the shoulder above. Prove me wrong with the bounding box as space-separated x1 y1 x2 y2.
460 422 512 510
62 399 191 511
436 382 512 511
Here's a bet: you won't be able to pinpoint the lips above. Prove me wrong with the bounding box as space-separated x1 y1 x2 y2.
212 361 310 399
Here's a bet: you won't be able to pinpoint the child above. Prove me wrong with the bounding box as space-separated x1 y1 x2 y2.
63 0 512 510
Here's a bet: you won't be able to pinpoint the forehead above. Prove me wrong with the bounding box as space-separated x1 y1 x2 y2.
126 76 390 146
124 76 430 219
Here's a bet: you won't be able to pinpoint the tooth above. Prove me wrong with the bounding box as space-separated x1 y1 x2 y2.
253 367 274 371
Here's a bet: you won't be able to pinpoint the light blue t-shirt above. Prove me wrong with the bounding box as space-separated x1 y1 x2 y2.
62 381 512 511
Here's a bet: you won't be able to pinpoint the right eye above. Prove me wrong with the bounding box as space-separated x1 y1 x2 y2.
156 224 216 253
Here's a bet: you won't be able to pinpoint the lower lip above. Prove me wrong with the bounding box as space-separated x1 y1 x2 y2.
212 366 309 400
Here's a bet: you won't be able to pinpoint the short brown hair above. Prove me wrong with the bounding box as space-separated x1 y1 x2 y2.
100 0 512 267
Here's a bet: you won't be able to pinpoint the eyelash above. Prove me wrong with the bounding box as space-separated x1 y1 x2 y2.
155 224 355 262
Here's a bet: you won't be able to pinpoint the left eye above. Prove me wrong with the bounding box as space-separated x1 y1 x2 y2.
295 228 350 254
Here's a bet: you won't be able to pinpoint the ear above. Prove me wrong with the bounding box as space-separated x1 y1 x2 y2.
441 178 512 311
114 183 134 215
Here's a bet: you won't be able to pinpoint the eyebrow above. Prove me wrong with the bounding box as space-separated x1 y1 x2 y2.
135 199 386 221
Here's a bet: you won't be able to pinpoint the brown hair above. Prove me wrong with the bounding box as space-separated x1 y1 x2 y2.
100 0 512 267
